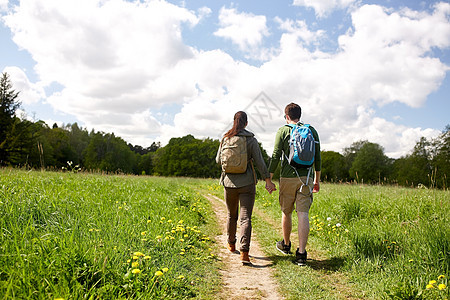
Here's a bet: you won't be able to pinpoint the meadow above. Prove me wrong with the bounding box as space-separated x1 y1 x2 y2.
0 169 221 299
1 168 449 299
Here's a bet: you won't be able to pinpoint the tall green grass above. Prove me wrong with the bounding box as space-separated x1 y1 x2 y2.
0 169 220 299
252 182 449 299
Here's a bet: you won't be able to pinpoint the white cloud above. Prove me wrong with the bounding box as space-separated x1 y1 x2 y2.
2 1 449 158
292 0 357 18
0 0 7 12
214 7 269 54
3 66 45 105
275 17 326 46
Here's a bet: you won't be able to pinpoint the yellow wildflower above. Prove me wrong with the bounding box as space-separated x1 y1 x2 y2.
155 271 163 277
161 217 165 221
132 262 139 268
134 252 145 257
132 269 141 274
178 275 185 279
438 275 445 280
133 256 139 260
426 284 434 289
141 231 146 236
147 220 151 223
429 280 437 285
144 256 151 260
162 267 169 272
438 284 446 290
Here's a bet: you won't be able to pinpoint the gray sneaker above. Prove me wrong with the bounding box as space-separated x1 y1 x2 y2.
276 240 291 255
294 249 307 266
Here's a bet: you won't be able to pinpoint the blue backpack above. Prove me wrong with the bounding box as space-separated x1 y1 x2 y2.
286 123 316 169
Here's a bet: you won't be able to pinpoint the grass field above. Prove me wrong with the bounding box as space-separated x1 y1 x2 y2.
1 168 449 299
0 169 221 299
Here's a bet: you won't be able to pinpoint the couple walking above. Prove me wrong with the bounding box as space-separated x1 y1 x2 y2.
216 102 321 266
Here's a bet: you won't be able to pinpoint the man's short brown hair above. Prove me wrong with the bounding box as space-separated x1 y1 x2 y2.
285 103 301 120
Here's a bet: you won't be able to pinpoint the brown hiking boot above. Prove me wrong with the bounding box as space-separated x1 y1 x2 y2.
240 251 251 265
227 243 236 253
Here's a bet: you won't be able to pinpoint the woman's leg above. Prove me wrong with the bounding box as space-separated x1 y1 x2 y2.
224 187 239 245
238 184 256 252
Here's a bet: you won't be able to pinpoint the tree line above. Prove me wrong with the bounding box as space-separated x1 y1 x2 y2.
1 72 448 188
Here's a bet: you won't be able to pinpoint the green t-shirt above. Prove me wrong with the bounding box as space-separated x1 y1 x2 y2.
268 123 321 178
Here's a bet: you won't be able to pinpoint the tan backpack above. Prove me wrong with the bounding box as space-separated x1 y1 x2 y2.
220 136 248 173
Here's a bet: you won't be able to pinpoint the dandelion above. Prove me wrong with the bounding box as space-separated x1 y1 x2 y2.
127 259 131 263
144 256 151 260
162 267 169 273
147 220 151 223
179 238 185 242
133 256 139 260
132 262 139 268
408 259 414 262
426 284 434 289
438 284 446 290
156 235 162 239
161 217 165 221
438 275 445 280
132 269 141 274
141 231 146 236
54 298 64 300
429 280 437 285
155 271 163 277
178 275 185 279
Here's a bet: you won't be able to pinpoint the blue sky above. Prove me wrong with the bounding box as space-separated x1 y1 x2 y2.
1 0 449 158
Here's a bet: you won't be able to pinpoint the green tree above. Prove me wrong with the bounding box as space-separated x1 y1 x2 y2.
0 72 21 164
349 142 390 183
65 123 90 166
153 135 220 178
430 125 450 188
393 137 432 187
321 150 348 182
84 132 136 173
343 140 367 180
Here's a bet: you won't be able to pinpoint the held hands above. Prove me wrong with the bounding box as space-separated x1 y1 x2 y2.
265 180 277 194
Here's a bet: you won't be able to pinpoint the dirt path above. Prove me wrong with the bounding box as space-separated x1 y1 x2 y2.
203 193 283 300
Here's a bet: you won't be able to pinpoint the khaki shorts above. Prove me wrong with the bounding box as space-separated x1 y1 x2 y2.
279 177 314 213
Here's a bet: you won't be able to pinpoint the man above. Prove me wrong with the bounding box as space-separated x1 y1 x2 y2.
268 102 321 266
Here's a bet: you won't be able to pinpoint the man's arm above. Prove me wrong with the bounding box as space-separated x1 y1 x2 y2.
313 170 320 192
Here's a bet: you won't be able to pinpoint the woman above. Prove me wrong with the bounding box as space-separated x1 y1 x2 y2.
216 111 276 265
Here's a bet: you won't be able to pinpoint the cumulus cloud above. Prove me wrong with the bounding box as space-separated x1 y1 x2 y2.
292 0 357 18
2 0 449 157
2 66 45 105
214 7 269 54
0 0 7 12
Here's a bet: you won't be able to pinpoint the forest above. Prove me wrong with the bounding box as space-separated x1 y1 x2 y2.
1 72 449 188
